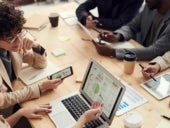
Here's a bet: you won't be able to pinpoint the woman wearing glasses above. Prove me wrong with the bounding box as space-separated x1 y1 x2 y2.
0 2 103 128
0 1 63 127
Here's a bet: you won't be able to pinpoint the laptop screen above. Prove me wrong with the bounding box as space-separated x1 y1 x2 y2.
80 59 125 125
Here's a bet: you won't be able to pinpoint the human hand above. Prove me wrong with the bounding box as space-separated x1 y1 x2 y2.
98 32 120 43
19 103 52 119
73 102 103 128
93 40 115 57
85 15 98 28
39 79 63 93
81 102 103 123
141 64 160 79
22 38 38 53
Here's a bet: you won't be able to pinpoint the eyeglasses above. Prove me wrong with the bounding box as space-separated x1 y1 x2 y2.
4 29 36 44
3 29 35 44
4 33 21 44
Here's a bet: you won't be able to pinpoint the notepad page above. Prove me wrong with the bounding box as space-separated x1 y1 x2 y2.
19 60 60 85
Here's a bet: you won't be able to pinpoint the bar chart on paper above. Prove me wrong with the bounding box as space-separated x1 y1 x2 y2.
115 76 148 116
119 101 129 110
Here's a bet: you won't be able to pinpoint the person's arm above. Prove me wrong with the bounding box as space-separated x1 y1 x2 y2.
115 30 170 60
22 38 47 69
141 63 160 79
96 0 144 31
6 109 23 127
76 0 97 25
93 40 116 57
73 102 103 128
150 51 170 71
115 6 170 60
114 5 143 41
6 104 51 127
0 79 62 109
0 85 40 109
141 51 170 79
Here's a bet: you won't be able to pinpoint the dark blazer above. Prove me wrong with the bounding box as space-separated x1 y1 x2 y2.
76 0 144 31
115 6 170 60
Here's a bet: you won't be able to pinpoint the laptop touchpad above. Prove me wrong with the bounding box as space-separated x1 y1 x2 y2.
52 111 75 128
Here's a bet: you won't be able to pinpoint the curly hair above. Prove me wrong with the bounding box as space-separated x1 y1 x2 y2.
0 2 26 40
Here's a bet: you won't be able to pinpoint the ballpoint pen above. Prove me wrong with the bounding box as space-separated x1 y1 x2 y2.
139 64 157 82
161 115 170 121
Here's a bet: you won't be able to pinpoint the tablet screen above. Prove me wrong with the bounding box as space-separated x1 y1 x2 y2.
141 74 170 100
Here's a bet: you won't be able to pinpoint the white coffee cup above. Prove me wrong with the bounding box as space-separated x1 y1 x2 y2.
123 112 143 128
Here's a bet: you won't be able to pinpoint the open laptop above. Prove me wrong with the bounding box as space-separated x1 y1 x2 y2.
78 22 134 49
48 59 126 128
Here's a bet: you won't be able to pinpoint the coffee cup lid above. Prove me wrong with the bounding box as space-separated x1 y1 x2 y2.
124 52 136 61
49 13 58 17
123 112 143 128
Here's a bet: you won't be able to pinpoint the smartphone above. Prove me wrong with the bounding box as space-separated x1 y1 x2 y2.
50 66 73 80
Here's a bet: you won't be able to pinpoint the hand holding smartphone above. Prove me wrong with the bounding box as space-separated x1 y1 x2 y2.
50 66 73 80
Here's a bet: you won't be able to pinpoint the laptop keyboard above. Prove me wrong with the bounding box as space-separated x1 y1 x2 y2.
61 94 103 128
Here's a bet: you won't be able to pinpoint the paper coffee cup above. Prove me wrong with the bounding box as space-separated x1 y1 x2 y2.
123 52 136 74
49 13 59 27
123 112 143 128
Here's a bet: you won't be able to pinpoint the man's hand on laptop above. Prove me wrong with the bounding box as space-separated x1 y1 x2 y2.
93 40 116 57
73 102 103 128
39 79 63 94
98 32 120 43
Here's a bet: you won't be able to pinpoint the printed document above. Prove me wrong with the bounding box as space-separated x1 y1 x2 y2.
115 76 148 116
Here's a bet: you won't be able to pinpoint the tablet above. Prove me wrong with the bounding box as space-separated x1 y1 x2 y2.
140 73 170 100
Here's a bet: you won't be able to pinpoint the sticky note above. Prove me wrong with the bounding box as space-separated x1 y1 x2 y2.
52 49 65 57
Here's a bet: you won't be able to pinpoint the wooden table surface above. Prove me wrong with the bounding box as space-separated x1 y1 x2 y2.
13 2 170 128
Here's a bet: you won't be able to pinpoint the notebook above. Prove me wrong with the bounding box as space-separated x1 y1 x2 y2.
78 22 134 49
48 59 126 128
19 60 60 85
23 14 48 31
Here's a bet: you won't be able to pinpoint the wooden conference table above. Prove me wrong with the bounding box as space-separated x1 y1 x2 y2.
13 2 170 128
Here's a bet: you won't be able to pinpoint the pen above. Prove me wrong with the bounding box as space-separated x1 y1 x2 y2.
149 74 157 82
139 63 144 69
161 115 170 121
138 63 157 82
